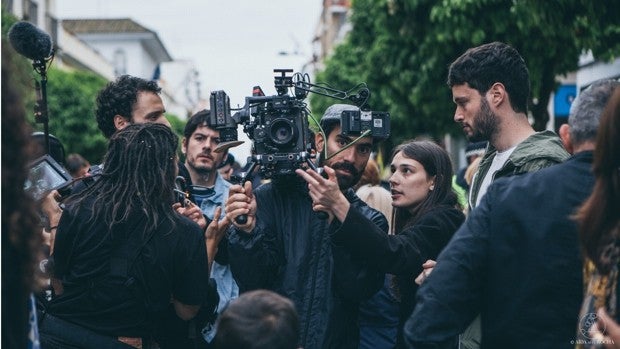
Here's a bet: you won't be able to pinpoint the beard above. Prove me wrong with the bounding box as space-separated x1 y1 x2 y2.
186 155 214 176
329 161 362 190
468 98 499 142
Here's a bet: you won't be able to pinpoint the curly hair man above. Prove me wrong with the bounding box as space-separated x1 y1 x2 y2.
95 75 170 138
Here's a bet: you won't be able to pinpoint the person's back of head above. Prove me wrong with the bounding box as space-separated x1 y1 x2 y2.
95 75 162 138
448 41 530 115
72 123 178 232
576 85 620 272
65 153 90 178
567 79 620 148
214 290 300 349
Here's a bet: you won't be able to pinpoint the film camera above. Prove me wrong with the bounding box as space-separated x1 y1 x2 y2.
208 69 390 180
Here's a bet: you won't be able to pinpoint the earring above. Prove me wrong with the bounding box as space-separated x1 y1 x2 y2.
429 185 435 191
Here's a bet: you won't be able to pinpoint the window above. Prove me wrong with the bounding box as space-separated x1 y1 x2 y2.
113 49 127 76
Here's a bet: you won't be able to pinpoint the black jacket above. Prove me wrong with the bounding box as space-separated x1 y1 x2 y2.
334 204 464 347
228 179 388 349
405 151 594 349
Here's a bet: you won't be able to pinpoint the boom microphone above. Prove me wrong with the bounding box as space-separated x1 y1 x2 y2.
8 21 53 61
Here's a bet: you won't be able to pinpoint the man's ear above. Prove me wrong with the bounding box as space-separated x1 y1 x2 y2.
314 131 325 154
488 82 507 108
113 115 129 131
559 123 573 154
181 137 188 155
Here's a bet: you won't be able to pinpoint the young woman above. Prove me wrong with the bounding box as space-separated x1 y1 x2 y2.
38 124 213 349
297 139 465 348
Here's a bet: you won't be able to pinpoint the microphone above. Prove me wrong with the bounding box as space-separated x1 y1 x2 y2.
8 21 53 61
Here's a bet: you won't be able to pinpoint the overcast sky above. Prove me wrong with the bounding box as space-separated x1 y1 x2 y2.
56 0 322 104
56 0 323 162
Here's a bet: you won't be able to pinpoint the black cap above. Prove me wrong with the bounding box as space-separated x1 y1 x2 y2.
319 104 360 129
465 141 487 157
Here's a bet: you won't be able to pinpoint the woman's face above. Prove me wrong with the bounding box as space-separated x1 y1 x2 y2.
389 151 435 211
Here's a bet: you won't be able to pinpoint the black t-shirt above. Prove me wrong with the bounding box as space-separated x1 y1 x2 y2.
48 196 209 337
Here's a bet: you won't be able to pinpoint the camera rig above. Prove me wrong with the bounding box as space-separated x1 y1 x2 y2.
210 69 390 183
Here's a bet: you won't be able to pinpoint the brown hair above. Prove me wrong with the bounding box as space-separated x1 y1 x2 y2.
355 157 381 190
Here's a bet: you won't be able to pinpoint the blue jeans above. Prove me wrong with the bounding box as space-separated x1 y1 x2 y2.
39 313 134 349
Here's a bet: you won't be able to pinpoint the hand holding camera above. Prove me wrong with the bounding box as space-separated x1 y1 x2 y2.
225 182 256 232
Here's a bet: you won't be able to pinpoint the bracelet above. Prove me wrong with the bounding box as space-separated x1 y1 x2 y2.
48 226 58 231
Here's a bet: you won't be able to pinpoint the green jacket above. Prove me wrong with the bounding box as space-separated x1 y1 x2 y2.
468 130 569 209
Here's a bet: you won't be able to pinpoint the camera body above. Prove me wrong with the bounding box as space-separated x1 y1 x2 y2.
248 95 311 157
209 69 390 179
341 110 391 140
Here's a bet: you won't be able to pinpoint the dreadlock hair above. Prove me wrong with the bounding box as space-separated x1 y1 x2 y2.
391 140 460 234
69 123 179 234
95 75 162 138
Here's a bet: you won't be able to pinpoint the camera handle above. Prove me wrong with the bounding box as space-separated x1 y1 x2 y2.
233 154 328 224
304 158 329 220
232 160 258 225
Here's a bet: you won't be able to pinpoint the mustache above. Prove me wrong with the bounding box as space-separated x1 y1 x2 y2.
331 162 359 177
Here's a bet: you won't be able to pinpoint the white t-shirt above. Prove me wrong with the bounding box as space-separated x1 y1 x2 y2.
473 145 517 207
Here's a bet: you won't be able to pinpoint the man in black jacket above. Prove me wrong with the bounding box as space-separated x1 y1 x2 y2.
225 104 389 349
405 79 619 348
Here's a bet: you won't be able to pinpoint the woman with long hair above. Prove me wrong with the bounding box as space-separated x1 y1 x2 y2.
297 139 465 347
39 123 212 349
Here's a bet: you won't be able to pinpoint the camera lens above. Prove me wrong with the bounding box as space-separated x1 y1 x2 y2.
269 118 297 146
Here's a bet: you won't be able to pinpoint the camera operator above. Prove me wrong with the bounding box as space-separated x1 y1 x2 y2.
38 123 211 349
225 104 389 349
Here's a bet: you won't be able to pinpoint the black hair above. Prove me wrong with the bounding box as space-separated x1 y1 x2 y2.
183 109 211 141
95 75 162 138
214 290 300 349
447 42 530 115
65 153 90 177
68 123 179 234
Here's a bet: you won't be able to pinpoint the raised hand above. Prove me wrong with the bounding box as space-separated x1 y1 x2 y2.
205 206 231 272
173 200 207 230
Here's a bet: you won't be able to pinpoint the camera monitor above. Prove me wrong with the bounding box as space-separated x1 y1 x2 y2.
24 154 72 201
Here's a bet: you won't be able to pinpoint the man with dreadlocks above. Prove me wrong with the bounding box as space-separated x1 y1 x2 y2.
38 124 214 349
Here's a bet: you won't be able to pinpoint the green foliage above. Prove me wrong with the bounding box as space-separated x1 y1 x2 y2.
36 67 108 164
2 6 35 108
166 113 187 158
313 0 620 155
2 4 18 35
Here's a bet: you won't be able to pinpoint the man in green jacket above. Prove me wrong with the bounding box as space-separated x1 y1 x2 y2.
446 41 569 348
448 41 569 210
